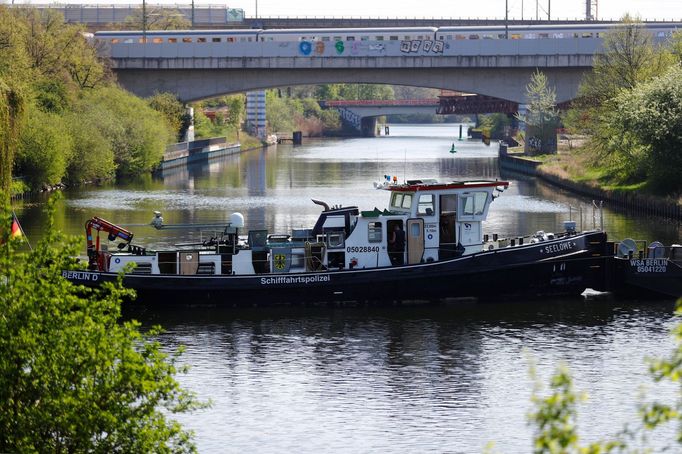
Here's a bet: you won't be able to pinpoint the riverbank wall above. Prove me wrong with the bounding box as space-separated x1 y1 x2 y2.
160 137 242 171
498 144 682 221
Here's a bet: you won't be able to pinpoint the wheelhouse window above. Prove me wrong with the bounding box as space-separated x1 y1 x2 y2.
417 194 435 216
327 231 345 249
391 192 413 210
368 222 382 243
461 192 489 216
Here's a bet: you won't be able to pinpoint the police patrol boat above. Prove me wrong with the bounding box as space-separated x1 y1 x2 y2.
63 178 612 305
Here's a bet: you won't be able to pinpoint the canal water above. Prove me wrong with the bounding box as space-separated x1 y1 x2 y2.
13 124 682 452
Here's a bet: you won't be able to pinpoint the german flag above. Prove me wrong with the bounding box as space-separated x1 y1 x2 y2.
10 213 22 239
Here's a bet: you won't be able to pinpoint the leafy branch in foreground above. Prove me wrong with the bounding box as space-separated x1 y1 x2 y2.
529 298 682 453
0 194 207 453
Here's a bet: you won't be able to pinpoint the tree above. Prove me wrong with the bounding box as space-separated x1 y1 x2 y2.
123 8 191 30
578 16 672 106
148 92 187 140
0 195 204 452
611 65 682 192
519 70 559 154
671 31 682 64
78 86 173 176
0 78 26 196
16 106 73 189
224 94 244 140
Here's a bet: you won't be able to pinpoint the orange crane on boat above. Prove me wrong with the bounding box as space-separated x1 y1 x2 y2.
85 217 134 271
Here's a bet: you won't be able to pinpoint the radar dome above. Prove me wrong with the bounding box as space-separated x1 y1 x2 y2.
230 212 245 228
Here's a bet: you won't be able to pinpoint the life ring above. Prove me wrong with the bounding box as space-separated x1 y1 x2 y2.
299 41 312 55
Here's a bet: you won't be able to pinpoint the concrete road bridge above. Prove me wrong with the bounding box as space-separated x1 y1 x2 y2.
104 34 598 104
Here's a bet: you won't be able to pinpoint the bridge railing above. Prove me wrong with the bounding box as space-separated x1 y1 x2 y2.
323 99 440 107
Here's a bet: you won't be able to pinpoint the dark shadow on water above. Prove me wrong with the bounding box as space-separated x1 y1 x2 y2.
123 297 676 330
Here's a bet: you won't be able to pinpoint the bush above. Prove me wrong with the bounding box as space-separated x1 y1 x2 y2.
0 196 204 452
65 111 115 183
16 107 72 189
77 86 173 176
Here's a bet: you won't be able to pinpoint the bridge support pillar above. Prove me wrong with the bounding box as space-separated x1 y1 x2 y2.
361 117 378 137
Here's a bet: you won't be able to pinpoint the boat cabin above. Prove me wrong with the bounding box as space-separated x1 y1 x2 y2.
100 179 509 276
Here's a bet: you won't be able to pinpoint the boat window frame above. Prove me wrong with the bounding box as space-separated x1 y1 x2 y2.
326 230 345 249
459 191 489 218
368 221 383 243
417 193 435 216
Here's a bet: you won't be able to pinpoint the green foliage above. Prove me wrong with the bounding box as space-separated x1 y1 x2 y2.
148 92 186 140
611 65 682 192
529 364 581 453
578 16 672 105
224 94 245 137
16 107 72 188
565 16 681 194
65 109 115 183
34 78 71 113
266 90 298 133
0 77 26 196
480 113 512 140
192 109 216 139
0 6 31 77
671 31 682 64
0 6 174 189
520 70 559 154
193 95 246 140
529 298 682 452
123 7 191 30
0 195 203 452
79 86 172 176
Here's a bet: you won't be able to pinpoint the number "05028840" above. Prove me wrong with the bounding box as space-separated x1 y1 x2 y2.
346 246 379 253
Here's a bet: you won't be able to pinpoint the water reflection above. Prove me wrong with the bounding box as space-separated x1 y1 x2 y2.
127 299 678 453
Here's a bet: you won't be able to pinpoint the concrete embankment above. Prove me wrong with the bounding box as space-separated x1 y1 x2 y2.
498 144 682 221
161 137 242 170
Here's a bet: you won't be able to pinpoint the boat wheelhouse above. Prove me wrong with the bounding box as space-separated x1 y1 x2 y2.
97 179 509 276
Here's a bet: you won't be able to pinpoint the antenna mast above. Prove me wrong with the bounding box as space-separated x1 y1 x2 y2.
585 0 598 20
